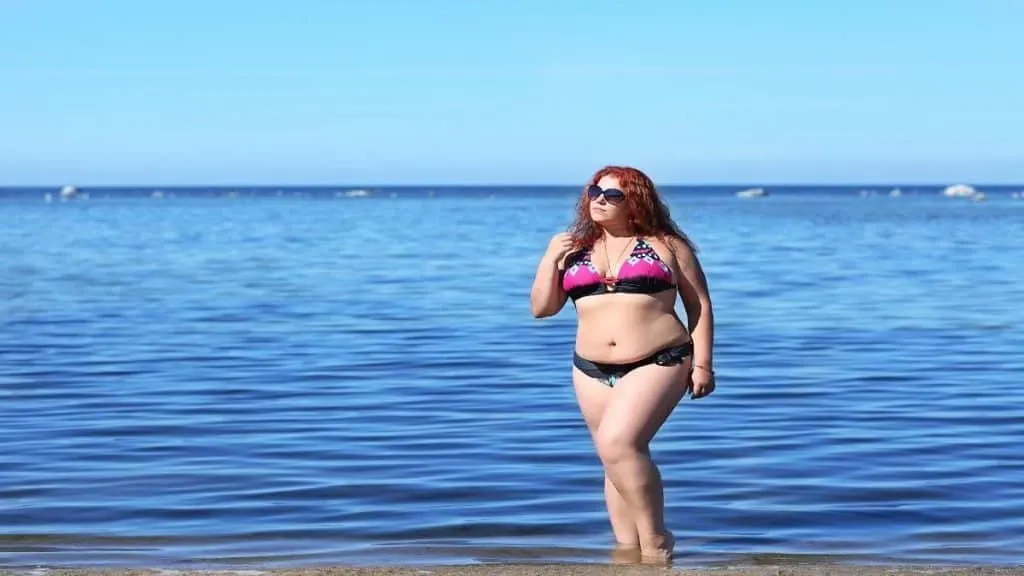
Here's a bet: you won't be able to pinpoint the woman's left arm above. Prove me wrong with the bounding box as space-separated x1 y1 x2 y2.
669 236 715 375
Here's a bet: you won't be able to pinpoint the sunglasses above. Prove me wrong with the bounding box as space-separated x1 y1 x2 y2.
587 185 626 204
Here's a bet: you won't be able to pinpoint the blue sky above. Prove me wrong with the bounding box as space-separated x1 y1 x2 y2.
1 0 1021 185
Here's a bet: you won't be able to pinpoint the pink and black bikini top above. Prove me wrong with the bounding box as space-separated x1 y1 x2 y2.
561 237 676 302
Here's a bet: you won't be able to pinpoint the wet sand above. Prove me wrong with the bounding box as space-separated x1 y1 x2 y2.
3 565 1023 576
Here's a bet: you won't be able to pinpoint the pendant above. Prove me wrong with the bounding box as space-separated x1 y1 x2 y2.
604 276 617 291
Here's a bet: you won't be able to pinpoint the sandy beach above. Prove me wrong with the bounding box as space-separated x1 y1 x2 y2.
3 564 1023 576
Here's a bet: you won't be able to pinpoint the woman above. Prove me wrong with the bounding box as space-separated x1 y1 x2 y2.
529 165 715 562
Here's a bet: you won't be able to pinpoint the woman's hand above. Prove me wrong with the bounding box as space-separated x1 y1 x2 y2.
689 365 716 399
545 232 575 265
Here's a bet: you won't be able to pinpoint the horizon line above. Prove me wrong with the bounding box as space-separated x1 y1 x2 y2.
3 181 1020 189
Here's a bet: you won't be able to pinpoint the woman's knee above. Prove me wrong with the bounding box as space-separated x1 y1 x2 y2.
595 425 644 465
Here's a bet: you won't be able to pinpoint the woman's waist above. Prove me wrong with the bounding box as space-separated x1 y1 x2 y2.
574 312 689 364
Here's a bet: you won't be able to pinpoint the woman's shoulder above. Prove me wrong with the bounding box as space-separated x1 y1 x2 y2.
644 234 698 274
640 235 674 256
649 233 696 256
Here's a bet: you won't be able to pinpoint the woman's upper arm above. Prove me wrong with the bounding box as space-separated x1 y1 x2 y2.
668 236 711 306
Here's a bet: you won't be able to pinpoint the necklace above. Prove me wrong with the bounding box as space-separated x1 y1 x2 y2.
602 236 635 290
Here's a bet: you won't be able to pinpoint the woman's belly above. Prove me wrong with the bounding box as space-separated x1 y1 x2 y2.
573 291 690 363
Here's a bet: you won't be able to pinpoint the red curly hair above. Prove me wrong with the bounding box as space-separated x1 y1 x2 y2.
568 165 697 253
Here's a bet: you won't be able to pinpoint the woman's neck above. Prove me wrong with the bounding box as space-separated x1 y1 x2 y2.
601 224 635 240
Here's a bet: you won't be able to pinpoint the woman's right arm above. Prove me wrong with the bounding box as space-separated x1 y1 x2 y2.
530 233 573 318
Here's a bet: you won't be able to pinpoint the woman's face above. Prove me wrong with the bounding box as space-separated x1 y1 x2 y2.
588 175 629 226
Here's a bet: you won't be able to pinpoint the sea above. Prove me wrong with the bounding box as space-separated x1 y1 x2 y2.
1 184 1022 569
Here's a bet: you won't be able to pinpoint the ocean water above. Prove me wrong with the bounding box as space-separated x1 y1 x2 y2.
1 185 1022 569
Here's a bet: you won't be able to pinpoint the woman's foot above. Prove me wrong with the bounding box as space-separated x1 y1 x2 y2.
639 531 675 563
610 542 642 564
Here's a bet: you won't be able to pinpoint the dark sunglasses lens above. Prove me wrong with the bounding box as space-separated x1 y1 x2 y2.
587 185 626 203
604 190 625 203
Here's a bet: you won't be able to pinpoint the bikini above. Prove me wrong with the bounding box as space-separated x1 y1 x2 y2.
561 237 693 386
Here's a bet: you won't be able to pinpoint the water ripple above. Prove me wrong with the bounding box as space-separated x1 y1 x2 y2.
1 189 1022 568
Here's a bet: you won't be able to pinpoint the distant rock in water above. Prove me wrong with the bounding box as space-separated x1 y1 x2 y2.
736 187 767 199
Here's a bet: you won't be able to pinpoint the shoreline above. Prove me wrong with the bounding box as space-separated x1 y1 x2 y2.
3 563 1024 576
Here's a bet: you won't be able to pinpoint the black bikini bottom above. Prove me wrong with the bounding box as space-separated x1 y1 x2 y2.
572 340 693 386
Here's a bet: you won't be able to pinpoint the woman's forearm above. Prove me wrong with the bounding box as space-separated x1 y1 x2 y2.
688 298 714 369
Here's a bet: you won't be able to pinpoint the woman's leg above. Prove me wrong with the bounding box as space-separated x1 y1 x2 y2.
572 367 639 548
592 359 690 558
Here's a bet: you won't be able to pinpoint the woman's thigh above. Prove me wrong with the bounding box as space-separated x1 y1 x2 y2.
572 366 614 438
596 359 691 448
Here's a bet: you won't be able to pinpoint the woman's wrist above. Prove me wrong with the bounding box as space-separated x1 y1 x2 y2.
693 363 714 375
